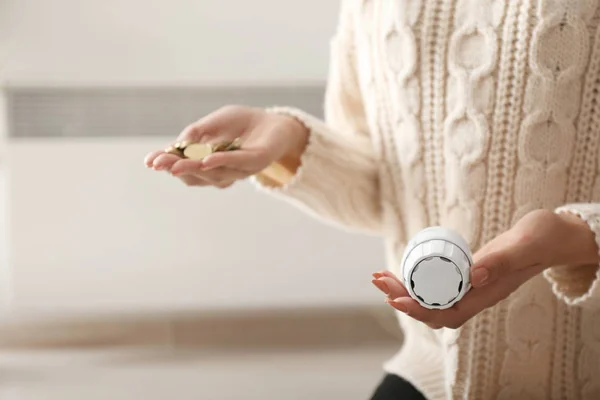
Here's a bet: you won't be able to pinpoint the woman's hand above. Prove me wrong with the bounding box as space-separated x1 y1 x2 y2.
144 105 309 188
372 209 599 329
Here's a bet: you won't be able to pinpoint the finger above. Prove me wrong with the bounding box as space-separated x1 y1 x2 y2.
152 153 182 171
177 105 248 143
372 277 408 299
380 276 409 299
471 244 544 288
431 266 537 328
171 160 248 182
386 298 444 329
144 150 164 168
372 270 402 284
172 159 247 179
177 122 210 143
170 159 204 176
202 149 267 172
371 279 388 295
177 115 224 143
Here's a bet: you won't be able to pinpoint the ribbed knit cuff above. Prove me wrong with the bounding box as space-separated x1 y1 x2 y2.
543 204 600 309
249 106 337 223
251 106 321 191
250 106 382 234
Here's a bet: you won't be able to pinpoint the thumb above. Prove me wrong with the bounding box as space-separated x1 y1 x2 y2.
201 149 268 172
470 240 542 288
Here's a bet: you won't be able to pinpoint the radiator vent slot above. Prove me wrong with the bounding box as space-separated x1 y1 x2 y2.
6 86 325 138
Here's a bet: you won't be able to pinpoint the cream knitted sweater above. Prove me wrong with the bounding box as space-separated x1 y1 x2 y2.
256 1 600 399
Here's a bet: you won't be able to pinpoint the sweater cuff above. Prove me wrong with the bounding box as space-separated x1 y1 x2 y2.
251 106 322 193
249 106 381 233
543 204 600 309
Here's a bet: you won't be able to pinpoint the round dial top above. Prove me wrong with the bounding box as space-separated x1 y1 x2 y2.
401 226 472 310
410 256 463 307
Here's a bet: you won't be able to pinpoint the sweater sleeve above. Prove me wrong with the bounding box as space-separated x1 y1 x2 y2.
543 203 600 309
250 2 384 235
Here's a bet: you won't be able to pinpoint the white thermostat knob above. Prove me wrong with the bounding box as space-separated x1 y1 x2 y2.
401 226 473 310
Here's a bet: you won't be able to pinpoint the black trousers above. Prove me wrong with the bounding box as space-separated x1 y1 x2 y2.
370 374 427 400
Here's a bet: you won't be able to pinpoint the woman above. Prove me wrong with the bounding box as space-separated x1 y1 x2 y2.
145 1 600 398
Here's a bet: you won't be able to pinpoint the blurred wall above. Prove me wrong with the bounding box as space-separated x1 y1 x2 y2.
0 0 387 316
0 0 339 85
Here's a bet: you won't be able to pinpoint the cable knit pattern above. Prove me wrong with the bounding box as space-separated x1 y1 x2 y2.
381 0 425 244
442 2 505 398
357 0 407 246
253 1 600 398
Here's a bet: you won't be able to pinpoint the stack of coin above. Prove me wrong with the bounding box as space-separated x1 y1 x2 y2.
164 141 188 158
164 138 242 161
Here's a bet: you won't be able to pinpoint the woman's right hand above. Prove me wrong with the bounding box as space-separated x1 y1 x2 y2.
144 105 309 188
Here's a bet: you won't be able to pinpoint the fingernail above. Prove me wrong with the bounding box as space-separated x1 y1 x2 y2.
371 279 390 295
389 298 408 313
372 272 384 279
471 267 489 286
200 157 214 169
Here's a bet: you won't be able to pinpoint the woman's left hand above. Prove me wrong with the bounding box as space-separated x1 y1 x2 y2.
372 209 599 329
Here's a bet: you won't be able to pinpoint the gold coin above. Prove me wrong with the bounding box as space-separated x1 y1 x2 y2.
212 142 230 152
214 138 242 152
183 143 214 160
174 141 190 150
225 137 242 151
164 146 184 157
214 142 239 151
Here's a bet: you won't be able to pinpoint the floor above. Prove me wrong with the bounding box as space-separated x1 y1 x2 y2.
0 345 396 400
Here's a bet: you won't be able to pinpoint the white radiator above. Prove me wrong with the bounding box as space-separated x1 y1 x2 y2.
1 86 385 317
